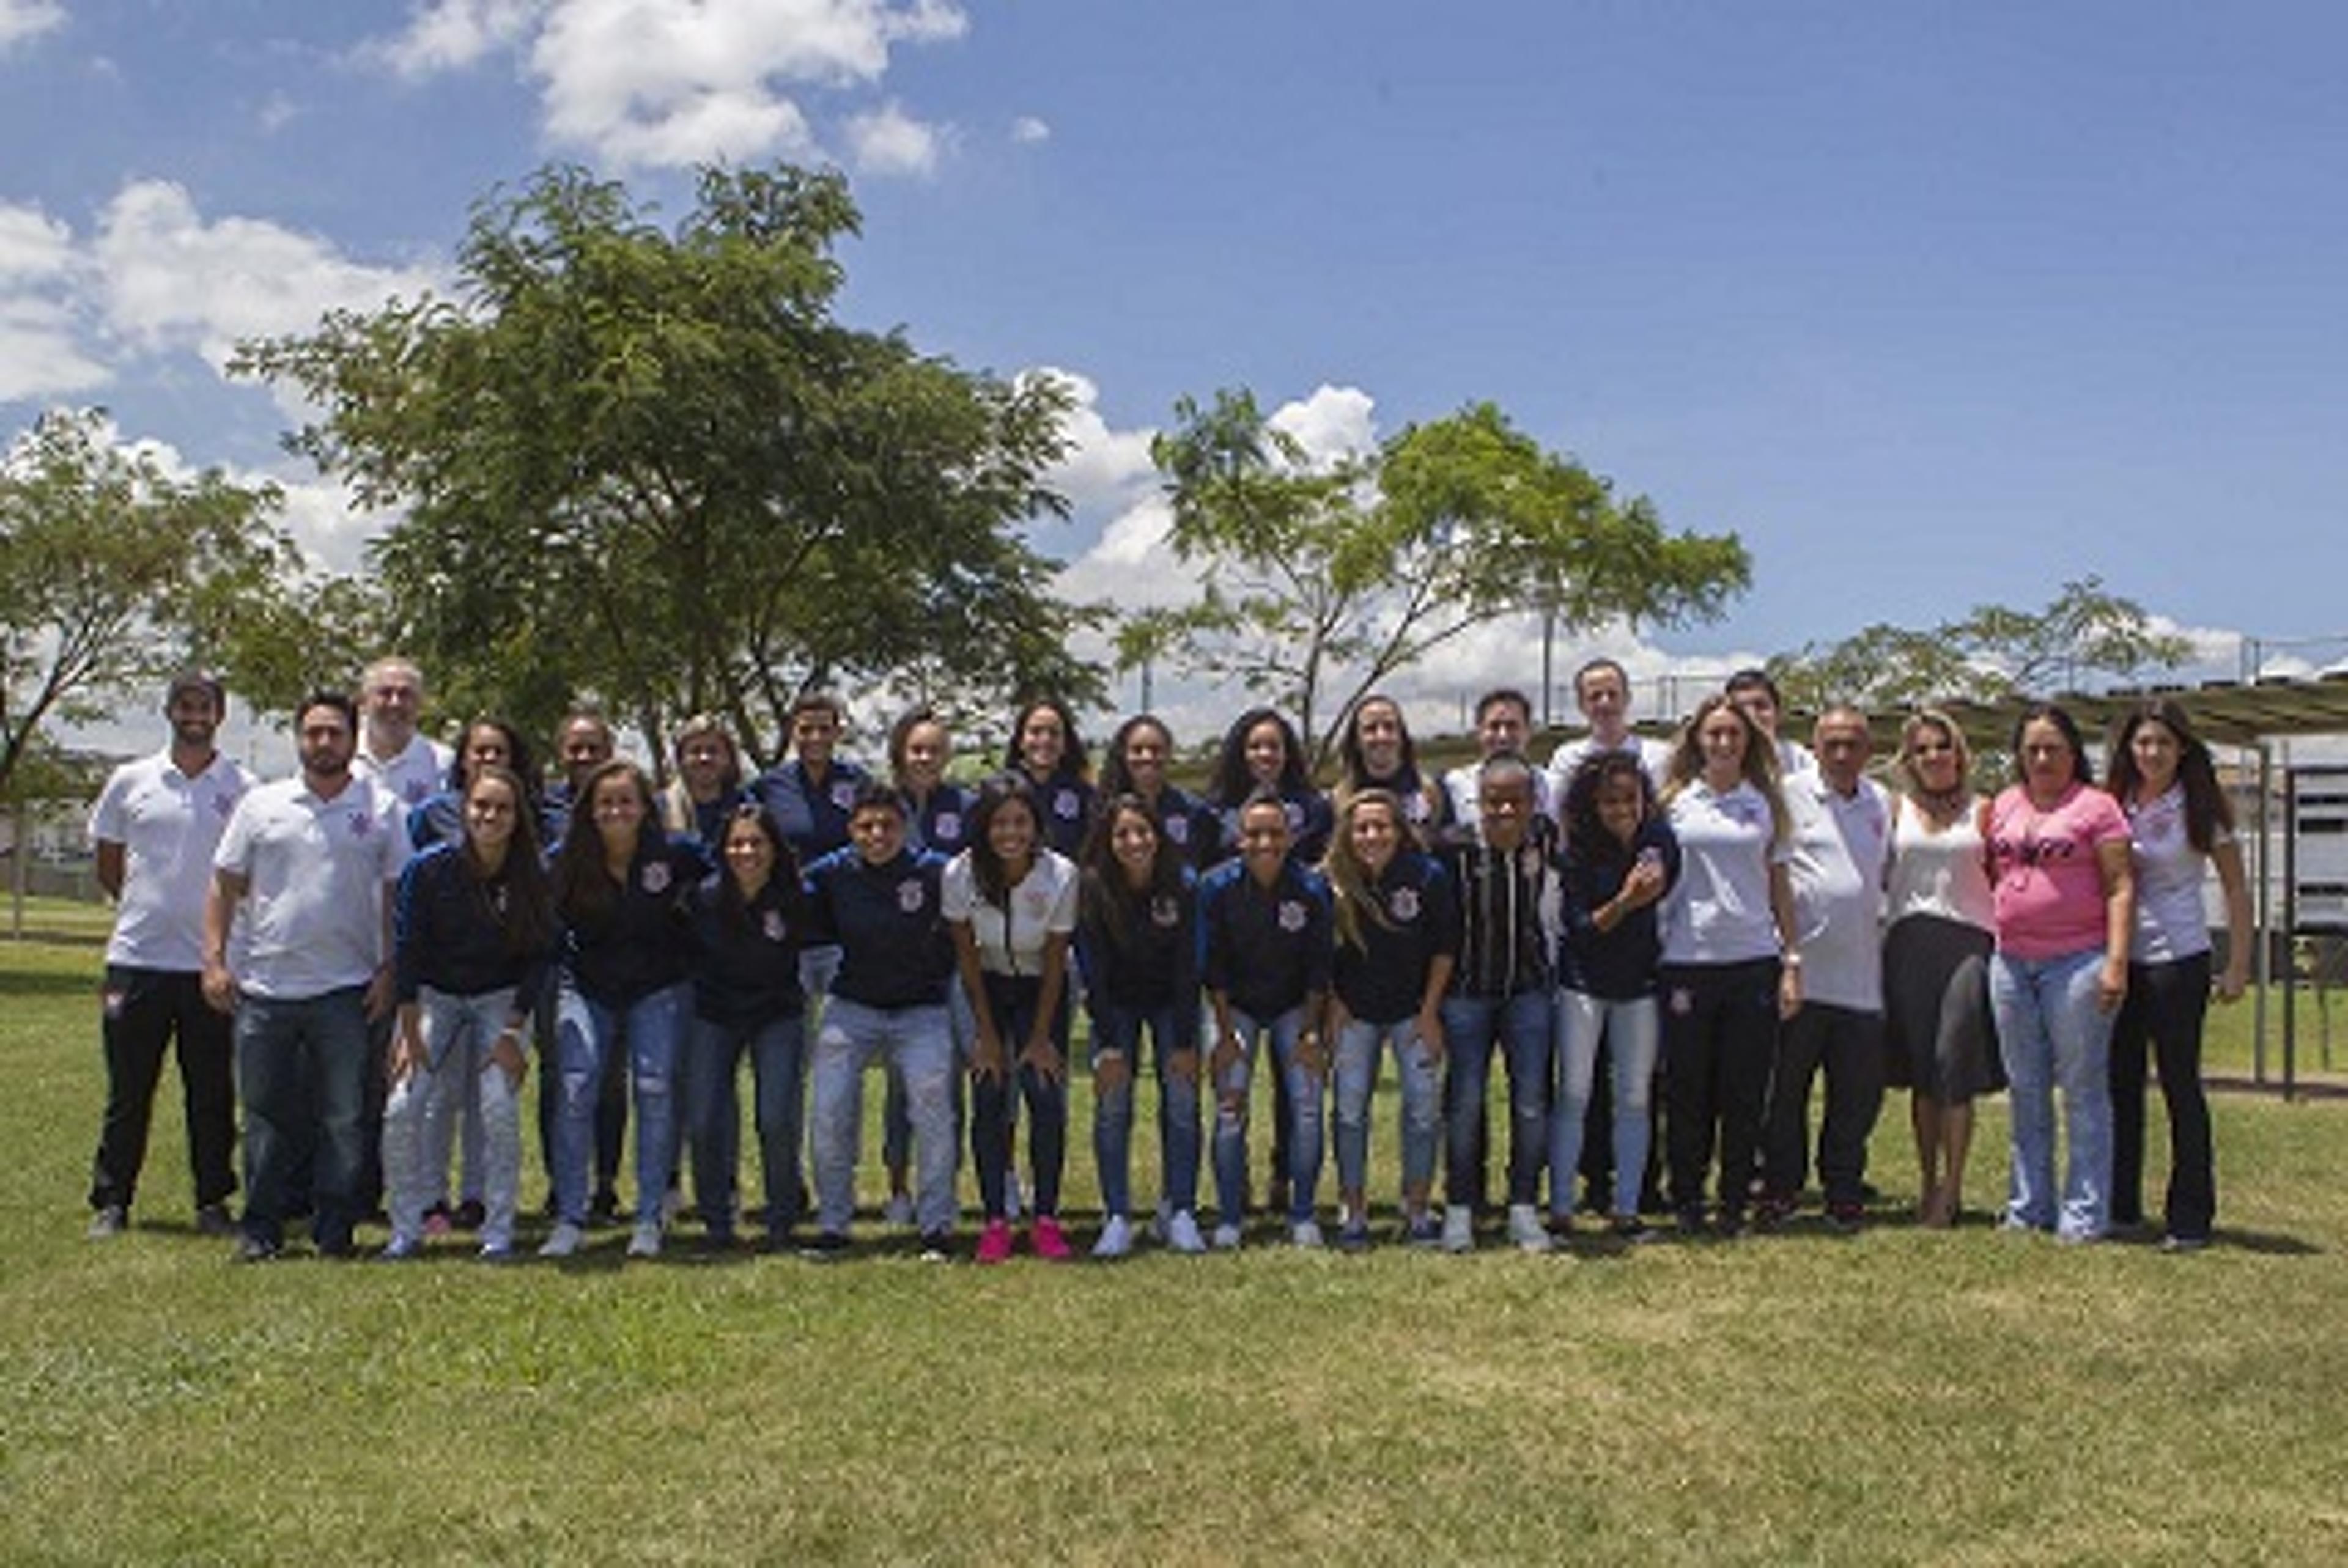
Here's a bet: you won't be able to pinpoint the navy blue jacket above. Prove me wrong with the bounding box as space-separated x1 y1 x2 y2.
1024 773 1095 861
1209 787 1334 868
751 757 870 867
685 873 807 1026
393 842 552 1011
802 845 956 1010
1332 852 1462 1024
904 782 976 859
1200 858 1333 1021
1076 866 1200 1018
1559 819 1680 1001
561 834 712 1006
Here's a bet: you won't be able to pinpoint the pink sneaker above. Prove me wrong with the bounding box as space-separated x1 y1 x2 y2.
975 1218 1014 1265
1032 1215 1072 1261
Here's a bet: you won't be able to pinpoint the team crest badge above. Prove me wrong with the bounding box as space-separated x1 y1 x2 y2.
1150 894 1181 929
763 910 788 943
1389 886 1420 921
1277 900 1307 933
934 812 961 842
641 861 672 894
898 879 926 913
832 781 858 809
1055 789 1080 820
1166 815 1189 844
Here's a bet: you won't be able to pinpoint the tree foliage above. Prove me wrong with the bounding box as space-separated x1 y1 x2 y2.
234 163 1098 762
1143 391 1751 764
1768 576 2195 713
0 409 301 798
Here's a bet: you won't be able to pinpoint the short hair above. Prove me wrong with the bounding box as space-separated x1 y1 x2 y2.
165 669 225 714
1474 688 1533 726
361 657 424 694
849 777 906 819
1573 658 1629 700
1477 751 1537 795
791 691 847 726
296 689 358 732
1725 668 1782 706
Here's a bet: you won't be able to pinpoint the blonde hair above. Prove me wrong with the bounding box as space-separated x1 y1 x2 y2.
1323 789 1404 953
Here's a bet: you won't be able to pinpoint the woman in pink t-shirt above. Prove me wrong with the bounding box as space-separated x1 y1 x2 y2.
1984 704 2136 1243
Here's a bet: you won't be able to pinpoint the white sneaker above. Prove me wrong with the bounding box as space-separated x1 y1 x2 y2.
539 1221 584 1259
377 1232 423 1261
884 1193 916 1228
1442 1205 1476 1253
1507 1204 1552 1254
626 1221 663 1259
1211 1221 1243 1251
1166 1210 1207 1255
1093 1215 1134 1259
1290 1220 1325 1250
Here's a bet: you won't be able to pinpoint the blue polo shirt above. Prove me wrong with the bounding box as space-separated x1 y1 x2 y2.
802 845 955 1010
1200 858 1333 1021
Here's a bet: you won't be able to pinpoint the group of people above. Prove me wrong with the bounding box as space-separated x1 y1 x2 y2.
83 653 2250 1266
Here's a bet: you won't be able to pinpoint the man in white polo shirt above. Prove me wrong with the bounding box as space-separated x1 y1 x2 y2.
1759 704 1891 1231
1442 688 1556 831
353 657 454 811
204 690 410 1260
85 671 253 1240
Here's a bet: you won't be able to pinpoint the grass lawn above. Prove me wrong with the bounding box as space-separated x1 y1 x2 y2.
6 901 2347 1564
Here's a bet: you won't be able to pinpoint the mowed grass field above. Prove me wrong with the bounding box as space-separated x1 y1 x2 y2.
6 899 2348 1565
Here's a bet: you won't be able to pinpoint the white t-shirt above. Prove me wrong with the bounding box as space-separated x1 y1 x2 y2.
941 849 1079 978
213 774 411 999
1784 773 1891 1011
1660 779 1791 966
2127 784 2220 964
355 731 454 814
89 748 254 971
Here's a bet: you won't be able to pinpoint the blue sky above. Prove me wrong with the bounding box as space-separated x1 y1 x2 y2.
6 0 2347 746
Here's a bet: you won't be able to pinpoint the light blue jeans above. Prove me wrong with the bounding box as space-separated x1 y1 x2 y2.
552 981 691 1229
810 998 958 1237
1089 1000 1202 1220
1333 1017 1441 1199
1551 989 1660 1220
1990 948 2114 1240
1211 1007 1323 1226
383 985 525 1250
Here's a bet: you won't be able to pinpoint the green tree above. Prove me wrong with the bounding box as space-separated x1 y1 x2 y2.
1146 391 1751 765
235 163 1097 764
1768 576 2195 713
0 408 301 799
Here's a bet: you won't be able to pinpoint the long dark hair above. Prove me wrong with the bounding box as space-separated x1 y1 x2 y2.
461 764 555 959
553 759 656 922
1210 707 1310 807
2009 702 2092 790
1003 697 1090 785
2106 698 2232 852
714 800 806 932
1098 713 1177 800
965 772 1044 905
1564 752 1654 867
1080 792 1186 952
1336 693 1419 789
452 717 535 801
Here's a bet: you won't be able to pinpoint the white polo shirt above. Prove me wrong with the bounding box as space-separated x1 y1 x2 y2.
942 849 1079 979
213 773 411 1000
89 748 254 971
1660 779 1792 966
1784 773 1891 1012
1545 732 1670 812
354 732 454 813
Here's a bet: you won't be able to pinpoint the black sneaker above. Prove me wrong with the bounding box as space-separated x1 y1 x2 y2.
194 1203 238 1239
918 1230 953 1262
1752 1193 1796 1231
1675 1204 1710 1237
452 1199 487 1231
2158 1232 2210 1254
87 1205 128 1240
234 1234 280 1264
1825 1202 1866 1234
800 1230 851 1261
587 1190 621 1228
1610 1215 1658 1245
1715 1207 1746 1240
314 1234 358 1261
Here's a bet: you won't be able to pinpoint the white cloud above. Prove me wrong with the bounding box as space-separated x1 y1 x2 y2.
0 201 106 402
1268 382 1378 466
1010 114 1049 145
358 0 968 169
257 92 302 134
92 180 443 378
364 0 544 78
0 0 64 53
846 100 947 177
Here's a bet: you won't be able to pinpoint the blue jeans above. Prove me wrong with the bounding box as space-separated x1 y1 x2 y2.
236 985 369 1250
553 982 691 1229
969 977 1071 1221
810 998 958 1236
1334 1016 1441 1200
1991 948 2115 1240
1552 988 1659 1220
685 1012 806 1238
1211 1007 1323 1226
383 986 525 1250
1440 990 1554 1210
1091 999 1203 1219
